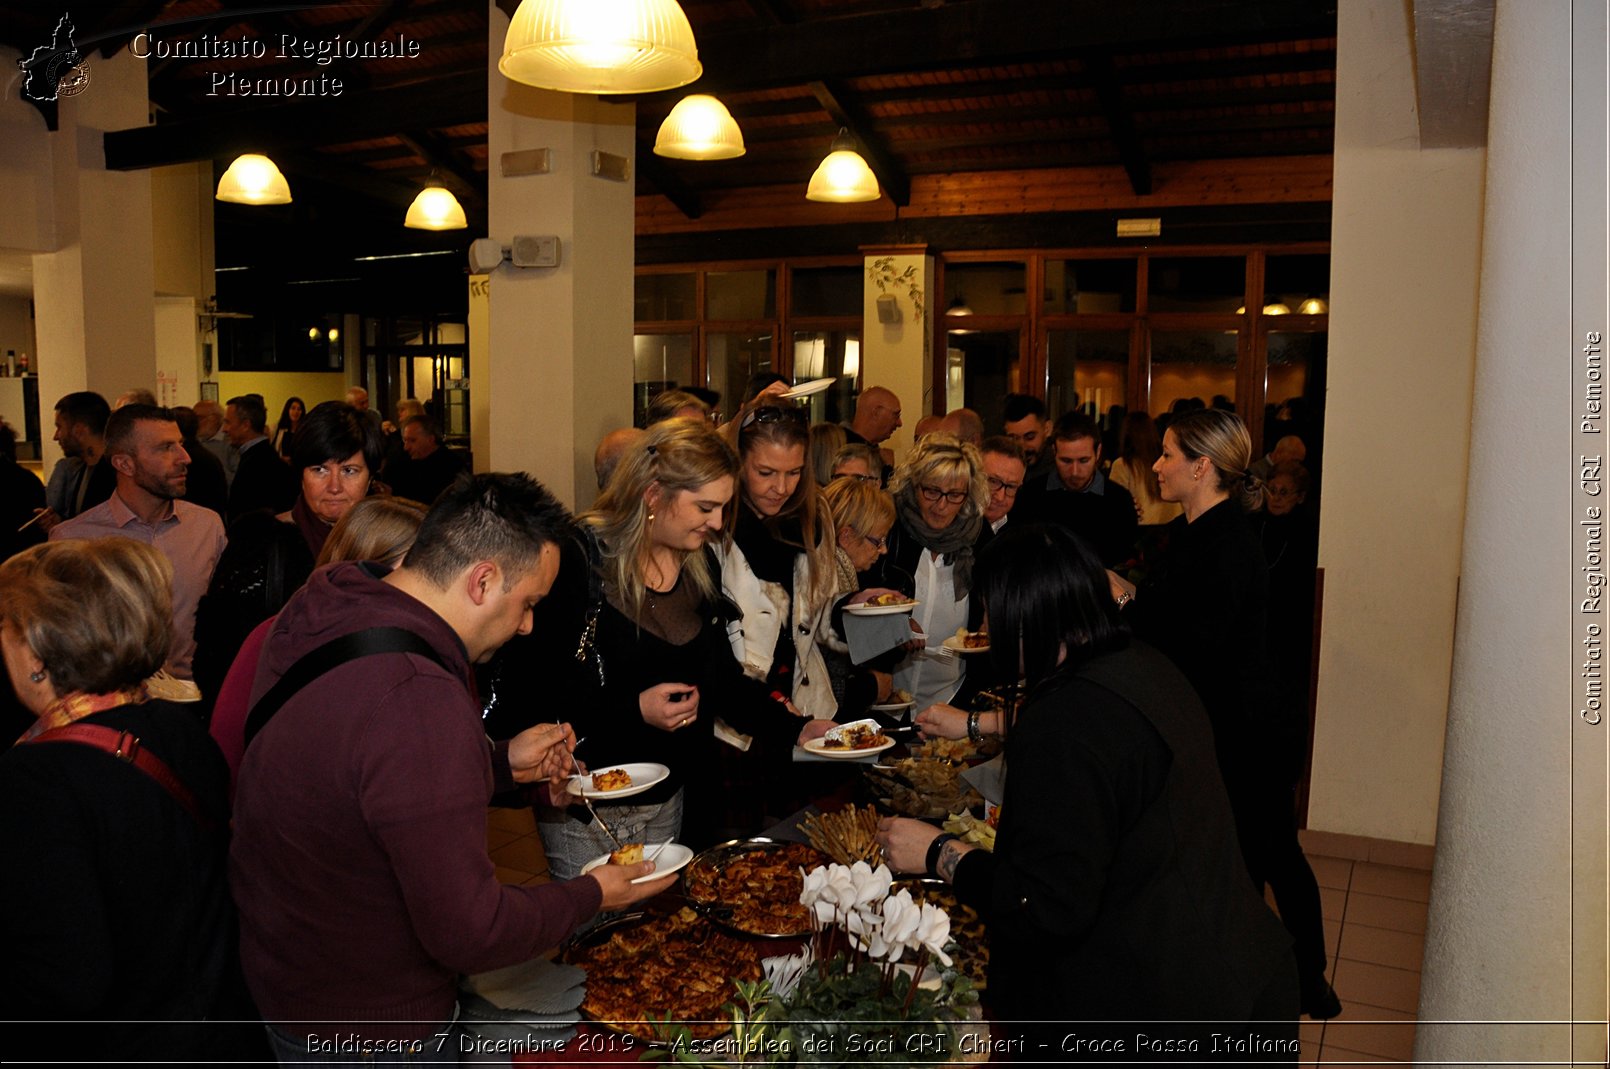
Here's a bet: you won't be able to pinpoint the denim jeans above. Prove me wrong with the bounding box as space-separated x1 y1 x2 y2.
535 788 684 882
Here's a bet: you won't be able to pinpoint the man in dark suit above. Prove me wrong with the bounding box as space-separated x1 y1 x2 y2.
381 414 464 505
1014 411 1139 566
171 405 228 517
225 393 297 524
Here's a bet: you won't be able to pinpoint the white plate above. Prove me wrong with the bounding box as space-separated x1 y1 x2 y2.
782 377 836 399
869 699 914 713
941 636 991 655
802 736 897 759
567 762 670 800
581 843 694 884
844 599 920 616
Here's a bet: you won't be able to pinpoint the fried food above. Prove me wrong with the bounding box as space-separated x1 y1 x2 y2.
894 882 989 990
568 907 764 1040
799 805 884 867
591 768 633 792
820 723 888 750
609 843 644 865
866 592 913 607
865 756 984 819
952 626 989 648
684 841 825 936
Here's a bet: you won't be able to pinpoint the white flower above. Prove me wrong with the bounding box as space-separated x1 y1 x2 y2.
799 865 829 909
848 860 893 910
763 949 812 1001
877 889 920 962
821 864 855 910
845 907 889 960
914 902 954 967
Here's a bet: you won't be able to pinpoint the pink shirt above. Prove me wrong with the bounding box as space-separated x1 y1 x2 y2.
51 491 227 680
209 616 273 795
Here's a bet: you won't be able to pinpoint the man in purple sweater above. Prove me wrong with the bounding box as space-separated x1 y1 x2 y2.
230 473 672 1060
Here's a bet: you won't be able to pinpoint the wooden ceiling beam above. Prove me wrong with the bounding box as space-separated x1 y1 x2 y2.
692 0 1336 92
106 69 487 170
396 132 486 211
636 153 705 220
1083 52 1151 195
808 80 910 207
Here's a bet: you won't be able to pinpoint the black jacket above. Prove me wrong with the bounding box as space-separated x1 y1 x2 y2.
1014 475 1140 566
227 439 297 524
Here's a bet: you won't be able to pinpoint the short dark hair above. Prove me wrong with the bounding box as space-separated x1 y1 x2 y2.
54 392 111 436
401 414 441 442
1002 393 1046 424
976 524 1127 696
404 473 574 592
105 404 176 456
291 401 385 474
979 435 1025 465
0 418 17 463
226 394 269 434
170 405 199 440
1051 411 1100 447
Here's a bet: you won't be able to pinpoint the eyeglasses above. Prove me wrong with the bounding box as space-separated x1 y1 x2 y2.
740 404 808 431
863 533 888 549
986 476 1021 497
1267 486 1300 498
917 484 968 505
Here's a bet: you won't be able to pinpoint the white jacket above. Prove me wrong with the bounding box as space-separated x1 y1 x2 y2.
717 541 840 720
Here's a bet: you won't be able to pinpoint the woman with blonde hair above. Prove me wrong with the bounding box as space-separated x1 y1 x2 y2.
808 421 848 488
818 475 902 718
863 433 989 710
1109 411 1182 527
208 495 431 790
509 417 829 876
1107 407 1339 1020
0 539 244 1056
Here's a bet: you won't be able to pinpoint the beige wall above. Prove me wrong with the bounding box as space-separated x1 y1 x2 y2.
1310 0 1485 844
215 371 351 416
151 163 215 300
861 249 932 463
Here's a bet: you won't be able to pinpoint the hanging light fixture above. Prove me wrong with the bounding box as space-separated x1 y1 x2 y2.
1262 301 1292 316
654 94 745 160
216 154 292 205
404 182 468 231
806 128 880 203
499 0 701 94
1298 296 1329 315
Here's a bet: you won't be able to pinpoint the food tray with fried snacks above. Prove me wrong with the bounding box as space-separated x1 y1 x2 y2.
682 837 827 938
561 906 764 1043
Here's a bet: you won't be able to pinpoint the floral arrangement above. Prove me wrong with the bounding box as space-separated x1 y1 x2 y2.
655 861 975 1066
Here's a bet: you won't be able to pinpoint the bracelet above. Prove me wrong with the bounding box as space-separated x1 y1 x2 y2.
1115 590 1133 609
926 833 959 877
966 709 983 743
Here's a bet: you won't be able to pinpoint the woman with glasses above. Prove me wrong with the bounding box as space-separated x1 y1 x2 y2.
1105 410 1339 1020
718 404 843 722
862 434 989 711
818 476 903 721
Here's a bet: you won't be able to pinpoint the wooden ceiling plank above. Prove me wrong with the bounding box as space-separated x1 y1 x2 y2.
1084 52 1151 195
808 80 910 206
396 132 487 210
637 153 705 220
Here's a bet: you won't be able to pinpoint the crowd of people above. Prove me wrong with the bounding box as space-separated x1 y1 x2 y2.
0 376 1329 1060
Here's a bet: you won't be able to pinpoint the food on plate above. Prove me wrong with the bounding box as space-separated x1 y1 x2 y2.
912 736 976 762
865 592 913 607
953 626 989 648
894 882 989 990
865 756 984 819
942 811 996 851
886 688 914 705
799 805 884 866
592 768 634 792
820 721 889 750
567 907 764 1040
684 841 825 936
609 842 644 865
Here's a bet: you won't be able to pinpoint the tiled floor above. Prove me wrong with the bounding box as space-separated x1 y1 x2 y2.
488 808 1433 1064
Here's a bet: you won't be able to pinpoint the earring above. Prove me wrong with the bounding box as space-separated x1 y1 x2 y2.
647 511 656 522
29 669 45 683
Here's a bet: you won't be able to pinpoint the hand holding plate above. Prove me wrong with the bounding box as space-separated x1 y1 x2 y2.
588 860 678 911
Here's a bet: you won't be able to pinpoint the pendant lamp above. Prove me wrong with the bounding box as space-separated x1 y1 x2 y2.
654 94 745 160
500 0 701 95
404 184 468 230
805 129 880 203
216 154 292 205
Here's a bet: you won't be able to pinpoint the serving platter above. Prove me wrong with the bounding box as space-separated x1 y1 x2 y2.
683 837 826 938
561 907 762 1043
891 878 989 990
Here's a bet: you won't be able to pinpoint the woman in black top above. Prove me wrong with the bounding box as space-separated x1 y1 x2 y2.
1107 409 1339 1020
877 525 1297 1042
511 419 829 878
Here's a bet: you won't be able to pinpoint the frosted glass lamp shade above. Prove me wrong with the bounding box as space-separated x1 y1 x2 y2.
404 186 468 230
216 154 292 205
500 0 701 94
805 149 880 203
654 94 745 159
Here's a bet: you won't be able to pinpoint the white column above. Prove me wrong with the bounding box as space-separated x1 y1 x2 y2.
31 49 157 450
860 245 932 462
1415 0 1604 1061
1309 0 1486 844
483 2 635 510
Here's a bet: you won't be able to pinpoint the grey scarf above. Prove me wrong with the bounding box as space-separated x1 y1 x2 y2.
896 496 983 599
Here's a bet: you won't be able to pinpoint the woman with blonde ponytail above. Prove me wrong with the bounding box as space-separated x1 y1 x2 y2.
1106 407 1339 1020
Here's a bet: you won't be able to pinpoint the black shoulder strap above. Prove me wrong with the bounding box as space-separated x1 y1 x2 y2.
243 627 448 748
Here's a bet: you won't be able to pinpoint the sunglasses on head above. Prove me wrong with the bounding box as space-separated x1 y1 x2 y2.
740 404 808 431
